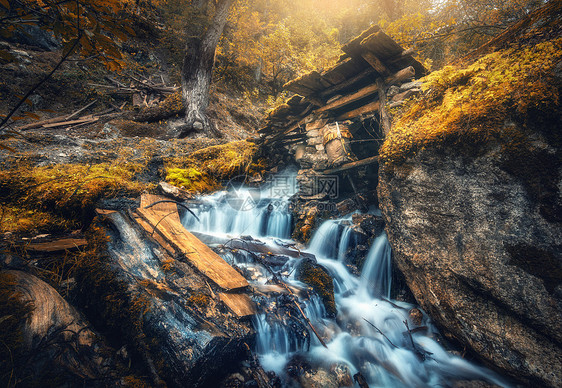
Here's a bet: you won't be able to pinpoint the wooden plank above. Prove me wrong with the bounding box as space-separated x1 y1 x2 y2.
341 25 381 57
42 117 98 129
361 51 390 76
319 67 375 99
360 31 404 59
321 57 368 85
262 119 306 145
283 82 316 97
218 292 256 317
137 194 248 291
132 210 178 257
323 156 379 175
283 72 327 96
316 83 378 113
27 238 87 252
336 100 380 121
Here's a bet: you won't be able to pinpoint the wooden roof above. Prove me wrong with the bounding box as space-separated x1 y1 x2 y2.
259 26 426 145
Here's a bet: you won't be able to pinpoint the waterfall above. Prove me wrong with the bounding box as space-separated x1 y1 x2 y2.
183 184 509 388
359 233 392 298
181 193 293 239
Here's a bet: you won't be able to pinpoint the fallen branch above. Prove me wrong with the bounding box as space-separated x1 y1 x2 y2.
362 318 398 349
143 200 200 223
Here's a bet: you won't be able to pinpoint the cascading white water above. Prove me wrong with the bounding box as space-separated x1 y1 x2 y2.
182 188 293 239
358 232 392 298
182 185 510 387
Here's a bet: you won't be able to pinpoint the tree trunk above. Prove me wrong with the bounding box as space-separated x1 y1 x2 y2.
180 0 233 138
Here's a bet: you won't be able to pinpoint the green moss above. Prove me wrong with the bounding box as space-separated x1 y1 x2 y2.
297 260 336 317
165 167 220 193
165 140 263 193
380 38 562 165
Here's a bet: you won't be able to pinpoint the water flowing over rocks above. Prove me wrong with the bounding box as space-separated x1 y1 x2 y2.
378 143 562 386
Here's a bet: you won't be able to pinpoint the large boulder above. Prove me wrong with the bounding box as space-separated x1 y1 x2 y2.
377 3 562 386
378 144 562 386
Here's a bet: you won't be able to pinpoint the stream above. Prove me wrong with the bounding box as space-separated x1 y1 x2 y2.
181 181 508 387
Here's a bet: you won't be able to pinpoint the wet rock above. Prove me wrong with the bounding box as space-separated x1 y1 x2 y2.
158 181 193 201
289 361 352 388
351 213 385 238
89 212 253 387
378 141 562 386
296 259 336 317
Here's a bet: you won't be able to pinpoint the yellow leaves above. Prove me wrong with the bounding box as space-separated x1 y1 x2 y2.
380 37 562 165
0 0 9 9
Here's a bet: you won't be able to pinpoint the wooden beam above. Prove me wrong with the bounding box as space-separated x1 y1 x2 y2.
341 25 381 57
361 51 390 76
316 83 379 113
336 100 380 121
218 293 256 317
136 194 249 291
386 66 415 86
323 156 379 175
319 67 376 99
315 67 415 116
376 78 391 136
360 31 404 59
27 238 87 252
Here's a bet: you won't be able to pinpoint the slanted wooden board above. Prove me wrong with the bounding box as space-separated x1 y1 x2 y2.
27 238 87 252
360 31 404 59
341 25 381 57
321 57 368 85
137 194 248 291
319 67 375 99
218 293 256 317
336 100 380 121
323 155 379 175
361 51 390 76
283 72 327 95
316 83 378 113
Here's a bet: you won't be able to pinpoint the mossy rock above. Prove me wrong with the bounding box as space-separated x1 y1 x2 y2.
296 259 336 317
380 35 562 166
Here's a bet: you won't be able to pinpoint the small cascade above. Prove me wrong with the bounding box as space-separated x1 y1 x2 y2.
182 193 293 239
183 182 509 388
337 225 353 262
359 233 392 298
